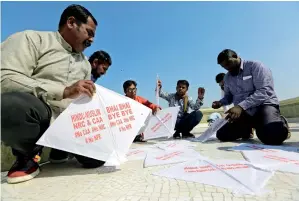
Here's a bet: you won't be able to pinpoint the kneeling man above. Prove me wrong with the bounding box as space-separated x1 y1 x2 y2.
212 49 290 145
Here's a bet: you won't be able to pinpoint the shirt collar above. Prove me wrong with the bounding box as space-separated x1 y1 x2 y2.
240 58 244 70
55 31 73 53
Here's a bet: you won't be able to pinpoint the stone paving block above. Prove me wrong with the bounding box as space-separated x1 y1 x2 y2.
224 197 233 201
201 192 212 197
213 197 224 201
244 199 257 201
196 187 205 192
179 192 190 196
159 193 169 198
193 198 204 201
232 198 245 201
176 197 192 201
149 196 160 201
212 193 224 198
202 196 213 201
205 188 217 193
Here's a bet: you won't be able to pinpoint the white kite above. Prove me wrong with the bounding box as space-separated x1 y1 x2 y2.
37 84 152 166
231 143 299 153
125 146 160 161
154 140 196 151
190 118 227 142
143 107 180 140
153 159 273 195
240 148 299 174
144 148 202 167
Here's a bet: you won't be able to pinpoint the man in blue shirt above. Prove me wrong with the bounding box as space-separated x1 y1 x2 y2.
157 79 204 139
212 49 290 145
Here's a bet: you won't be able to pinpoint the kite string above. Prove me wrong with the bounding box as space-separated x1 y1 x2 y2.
154 113 174 138
155 74 160 106
202 159 256 194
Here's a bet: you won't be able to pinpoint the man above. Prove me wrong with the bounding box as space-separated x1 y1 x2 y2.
212 49 290 145
49 50 112 166
157 80 204 139
1 4 100 184
123 80 161 142
215 73 226 91
215 73 231 112
89 50 112 82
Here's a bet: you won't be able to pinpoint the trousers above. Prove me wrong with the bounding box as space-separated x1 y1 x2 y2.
216 104 288 145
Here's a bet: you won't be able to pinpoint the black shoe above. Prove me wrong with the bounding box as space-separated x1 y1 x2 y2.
182 133 195 138
133 134 147 142
7 154 40 184
74 154 105 169
49 149 69 164
173 131 181 139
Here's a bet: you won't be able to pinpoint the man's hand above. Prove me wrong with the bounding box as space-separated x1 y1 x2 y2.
157 80 162 89
225 105 244 122
212 101 222 109
63 80 96 99
198 87 205 99
152 107 161 115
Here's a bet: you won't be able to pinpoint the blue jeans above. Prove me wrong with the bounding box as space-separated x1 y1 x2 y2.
175 110 203 134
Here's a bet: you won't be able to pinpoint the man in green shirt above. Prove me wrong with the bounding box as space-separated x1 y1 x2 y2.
1 4 101 184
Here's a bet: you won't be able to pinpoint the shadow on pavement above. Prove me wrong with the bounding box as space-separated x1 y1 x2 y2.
35 158 121 179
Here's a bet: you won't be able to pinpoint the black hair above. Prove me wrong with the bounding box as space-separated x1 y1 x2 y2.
177 80 189 88
215 73 226 83
123 80 137 92
89 50 112 66
217 49 238 64
59 4 97 29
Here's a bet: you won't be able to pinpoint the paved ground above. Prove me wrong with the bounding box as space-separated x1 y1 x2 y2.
1 123 299 201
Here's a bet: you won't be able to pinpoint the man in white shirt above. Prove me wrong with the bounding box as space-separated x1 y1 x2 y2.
1 4 98 184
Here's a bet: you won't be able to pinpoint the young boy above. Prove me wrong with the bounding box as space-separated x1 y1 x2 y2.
157 80 204 139
123 80 161 142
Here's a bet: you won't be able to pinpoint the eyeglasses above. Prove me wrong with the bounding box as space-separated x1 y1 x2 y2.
127 88 137 92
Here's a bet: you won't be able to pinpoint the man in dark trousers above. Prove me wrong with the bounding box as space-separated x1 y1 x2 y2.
1 4 100 184
212 49 290 145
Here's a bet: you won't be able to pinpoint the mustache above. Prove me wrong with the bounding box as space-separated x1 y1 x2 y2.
83 40 91 48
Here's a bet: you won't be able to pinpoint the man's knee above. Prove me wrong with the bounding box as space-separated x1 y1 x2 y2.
257 122 288 145
216 130 230 142
75 154 105 168
1 93 30 138
2 92 27 114
1 92 51 152
193 110 203 123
